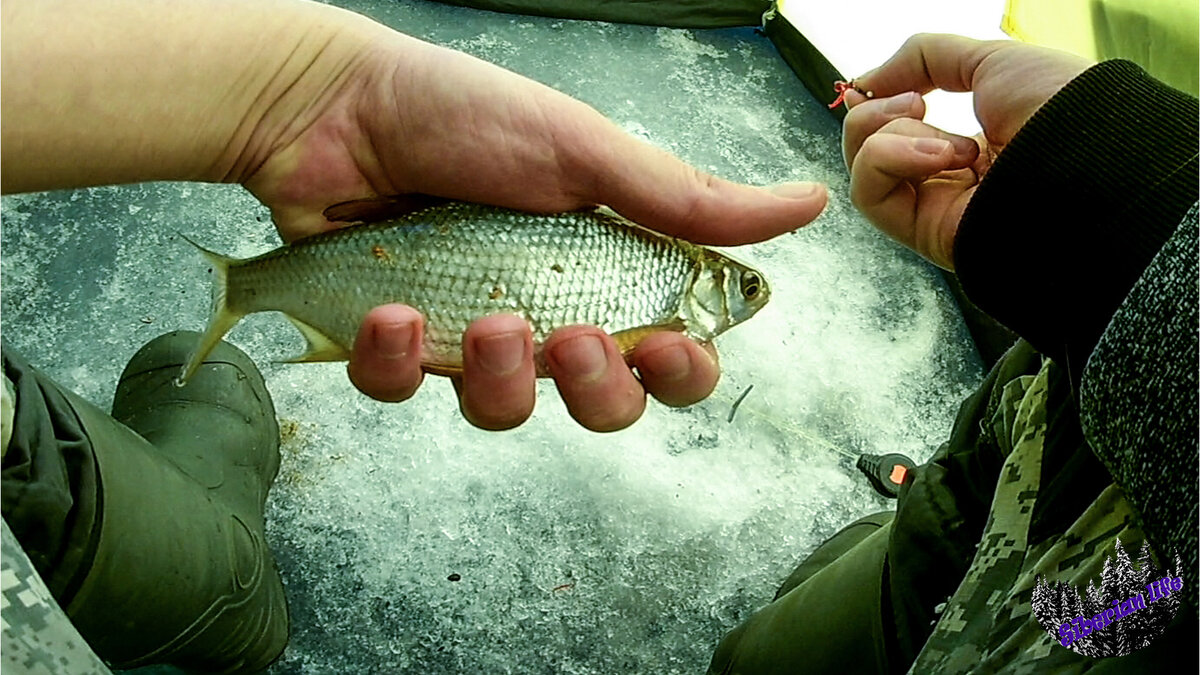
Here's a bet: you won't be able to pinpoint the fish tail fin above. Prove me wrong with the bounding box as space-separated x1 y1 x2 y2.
177 233 245 385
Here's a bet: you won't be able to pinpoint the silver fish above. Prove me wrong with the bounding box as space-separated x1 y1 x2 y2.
179 200 769 383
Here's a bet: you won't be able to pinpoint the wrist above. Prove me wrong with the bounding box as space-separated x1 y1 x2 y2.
954 60 1199 366
216 3 396 187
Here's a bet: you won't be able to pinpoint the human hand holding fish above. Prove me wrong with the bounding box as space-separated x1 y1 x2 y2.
1 0 827 432
230 12 828 432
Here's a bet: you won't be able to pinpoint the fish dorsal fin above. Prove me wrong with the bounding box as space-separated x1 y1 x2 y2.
323 195 451 223
282 315 351 363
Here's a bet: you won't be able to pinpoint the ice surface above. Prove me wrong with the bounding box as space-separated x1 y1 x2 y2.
0 2 984 673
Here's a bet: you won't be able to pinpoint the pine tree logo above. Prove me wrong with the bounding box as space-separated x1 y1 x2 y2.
1032 539 1183 658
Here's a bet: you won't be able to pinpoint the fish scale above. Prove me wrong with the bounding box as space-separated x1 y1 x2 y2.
178 201 770 383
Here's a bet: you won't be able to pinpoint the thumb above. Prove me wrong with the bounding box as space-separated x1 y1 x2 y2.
574 125 828 246
268 203 345 243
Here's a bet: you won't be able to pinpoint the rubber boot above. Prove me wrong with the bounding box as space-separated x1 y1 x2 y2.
708 511 896 675
61 331 288 673
774 510 894 600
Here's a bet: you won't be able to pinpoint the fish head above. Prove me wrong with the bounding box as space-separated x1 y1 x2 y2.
725 257 770 326
680 249 770 341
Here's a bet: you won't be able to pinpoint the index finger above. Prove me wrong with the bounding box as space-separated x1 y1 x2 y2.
850 33 1007 103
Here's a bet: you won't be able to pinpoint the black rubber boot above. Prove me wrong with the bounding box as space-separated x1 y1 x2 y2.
61 331 288 673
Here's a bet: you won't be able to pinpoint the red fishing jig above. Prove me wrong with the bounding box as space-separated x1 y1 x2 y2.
829 80 874 109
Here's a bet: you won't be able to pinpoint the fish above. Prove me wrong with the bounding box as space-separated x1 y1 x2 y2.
177 198 770 384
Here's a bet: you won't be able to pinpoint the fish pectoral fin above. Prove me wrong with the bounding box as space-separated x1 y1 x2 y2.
322 195 451 223
421 361 464 377
282 315 351 363
610 320 689 361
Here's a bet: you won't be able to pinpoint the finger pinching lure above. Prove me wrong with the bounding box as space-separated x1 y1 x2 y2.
829 80 874 109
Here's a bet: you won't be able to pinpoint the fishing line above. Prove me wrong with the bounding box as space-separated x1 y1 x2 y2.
713 388 857 459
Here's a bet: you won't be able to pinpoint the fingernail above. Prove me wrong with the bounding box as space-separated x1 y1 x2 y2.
638 344 691 383
373 321 413 360
475 331 526 377
885 92 916 114
767 182 822 199
951 136 979 156
550 334 608 382
913 138 952 155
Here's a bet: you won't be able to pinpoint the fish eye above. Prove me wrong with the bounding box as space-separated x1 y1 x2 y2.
740 273 761 300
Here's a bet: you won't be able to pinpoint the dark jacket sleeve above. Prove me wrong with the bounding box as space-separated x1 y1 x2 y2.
953 60 1199 379
1078 206 1199 610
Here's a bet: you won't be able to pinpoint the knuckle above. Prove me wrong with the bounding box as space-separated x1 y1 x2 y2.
652 389 704 409
905 33 937 51
371 381 421 404
573 389 645 433
467 406 530 431
852 133 885 169
348 362 421 403
579 411 636 433
672 167 721 238
461 378 533 430
878 116 915 134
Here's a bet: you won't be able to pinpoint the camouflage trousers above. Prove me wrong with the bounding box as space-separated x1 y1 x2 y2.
907 359 1189 673
2 518 111 675
710 342 1196 674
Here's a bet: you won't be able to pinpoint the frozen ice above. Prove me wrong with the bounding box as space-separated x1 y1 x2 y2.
0 2 984 673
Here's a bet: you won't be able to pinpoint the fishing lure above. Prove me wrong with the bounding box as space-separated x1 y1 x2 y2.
828 80 874 110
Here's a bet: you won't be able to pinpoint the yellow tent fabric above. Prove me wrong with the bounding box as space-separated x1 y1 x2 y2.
1004 0 1199 95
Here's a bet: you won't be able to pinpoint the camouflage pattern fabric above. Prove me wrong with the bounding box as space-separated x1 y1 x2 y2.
3 374 14 458
1 517 110 675
910 361 1146 673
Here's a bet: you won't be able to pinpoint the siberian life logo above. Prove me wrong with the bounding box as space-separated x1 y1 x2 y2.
1031 539 1183 658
